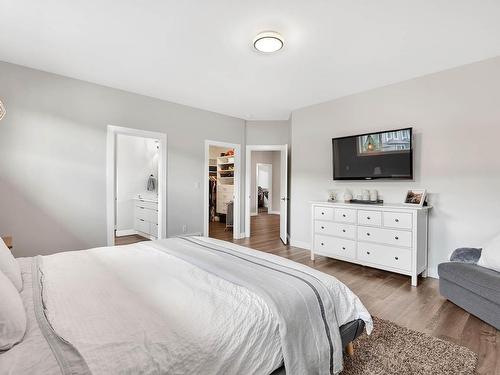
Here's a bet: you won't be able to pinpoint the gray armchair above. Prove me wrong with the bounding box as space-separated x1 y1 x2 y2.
438 247 500 329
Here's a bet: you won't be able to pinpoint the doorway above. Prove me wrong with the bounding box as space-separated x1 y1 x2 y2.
204 140 241 240
106 126 167 246
245 145 288 244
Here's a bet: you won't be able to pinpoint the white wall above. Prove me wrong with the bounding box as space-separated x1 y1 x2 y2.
250 151 281 214
0 61 245 257
290 56 500 277
116 135 158 233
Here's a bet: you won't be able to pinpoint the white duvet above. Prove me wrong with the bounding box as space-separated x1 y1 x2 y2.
41 237 371 375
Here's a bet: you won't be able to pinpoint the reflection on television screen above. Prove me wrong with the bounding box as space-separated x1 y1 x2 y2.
357 129 411 156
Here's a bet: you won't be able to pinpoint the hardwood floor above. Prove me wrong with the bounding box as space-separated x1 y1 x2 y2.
114 234 149 246
210 213 500 374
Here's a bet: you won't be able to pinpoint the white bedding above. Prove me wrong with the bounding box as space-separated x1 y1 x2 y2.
2 237 372 375
0 258 61 375
43 240 283 375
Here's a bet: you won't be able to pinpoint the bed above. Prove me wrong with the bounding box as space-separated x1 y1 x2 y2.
0 236 372 375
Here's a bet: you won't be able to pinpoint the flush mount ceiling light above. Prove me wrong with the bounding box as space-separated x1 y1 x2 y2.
253 31 284 53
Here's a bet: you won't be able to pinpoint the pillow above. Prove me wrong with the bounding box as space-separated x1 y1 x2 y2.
0 270 27 350
450 247 482 264
0 239 22 291
477 233 500 273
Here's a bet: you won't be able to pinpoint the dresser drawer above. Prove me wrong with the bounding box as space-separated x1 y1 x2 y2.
357 226 412 247
357 210 382 226
217 199 232 214
315 221 356 240
357 242 411 271
136 206 158 224
218 191 234 202
383 211 412 229
314 235 356 260
150 223 159 238
136 200 158 210
314 206 334 221
134 218 150 234
217 185 234 193
334 208 356 223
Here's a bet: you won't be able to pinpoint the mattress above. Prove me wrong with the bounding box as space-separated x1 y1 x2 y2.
0 237 372 375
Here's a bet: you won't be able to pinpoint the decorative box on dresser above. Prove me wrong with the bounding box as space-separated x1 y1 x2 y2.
311 201 431 286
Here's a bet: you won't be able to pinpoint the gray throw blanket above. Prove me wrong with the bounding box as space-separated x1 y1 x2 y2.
150 237 343 375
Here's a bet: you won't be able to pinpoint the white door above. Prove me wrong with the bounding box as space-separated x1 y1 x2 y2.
279 147 288 244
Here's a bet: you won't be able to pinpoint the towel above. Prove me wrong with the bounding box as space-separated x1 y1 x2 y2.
147 174 157 192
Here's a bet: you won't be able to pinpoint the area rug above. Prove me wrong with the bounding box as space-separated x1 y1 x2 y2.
342 317 477 375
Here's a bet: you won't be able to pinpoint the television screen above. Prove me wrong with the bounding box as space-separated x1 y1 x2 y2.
332 128 413 180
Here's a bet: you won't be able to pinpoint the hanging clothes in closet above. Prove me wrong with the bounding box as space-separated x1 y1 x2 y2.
209 176 217 221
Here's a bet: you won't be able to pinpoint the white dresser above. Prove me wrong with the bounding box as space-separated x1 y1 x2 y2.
311 201 431 286
134 198 158 239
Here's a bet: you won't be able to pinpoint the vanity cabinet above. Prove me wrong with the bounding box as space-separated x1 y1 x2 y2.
134 198 158 239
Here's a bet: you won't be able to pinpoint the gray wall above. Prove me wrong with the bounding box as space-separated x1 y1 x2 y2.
246 120 290 145
0 61 245 257
290 56 500 277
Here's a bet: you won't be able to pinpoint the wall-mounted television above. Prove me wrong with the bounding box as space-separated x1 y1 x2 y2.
332 127 413 180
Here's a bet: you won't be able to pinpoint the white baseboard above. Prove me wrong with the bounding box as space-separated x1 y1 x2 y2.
268 211 280 215
115 229 137 237
426 267 439 279
290 239 311 250
234 232 246 239
185 232 203 237
250 213 258 216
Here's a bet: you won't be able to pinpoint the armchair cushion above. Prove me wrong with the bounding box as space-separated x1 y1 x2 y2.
450 247 482 264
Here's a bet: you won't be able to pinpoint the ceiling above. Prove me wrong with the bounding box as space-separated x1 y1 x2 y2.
1 1 500 120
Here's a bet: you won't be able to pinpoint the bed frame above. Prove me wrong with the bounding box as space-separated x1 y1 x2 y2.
270 318 365 374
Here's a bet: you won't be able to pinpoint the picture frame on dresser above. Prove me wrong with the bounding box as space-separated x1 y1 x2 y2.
310 201 431 286
403 189 426 207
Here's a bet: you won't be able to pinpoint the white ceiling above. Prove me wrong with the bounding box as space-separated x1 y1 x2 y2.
1 1 500 120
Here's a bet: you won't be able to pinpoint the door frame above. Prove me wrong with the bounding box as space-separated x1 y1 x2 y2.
245 144 288 238
106 125 168 246
203 140 242 239
255 163 272 215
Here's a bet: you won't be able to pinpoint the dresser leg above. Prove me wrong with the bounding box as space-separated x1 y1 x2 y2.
310 252 315 261
411 275 418 287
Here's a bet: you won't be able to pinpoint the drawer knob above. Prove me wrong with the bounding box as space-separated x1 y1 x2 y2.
366 232 370 236
342 229 346 233
342 247 346 250
342 214 346 217
321 242 324 246
366 251 370 255
139 219 145 222
395 218 399 222
395 236 399 240
367 216 370 220
395 256 399 260
321 226 325 229
321 212 325 215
